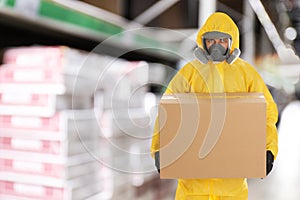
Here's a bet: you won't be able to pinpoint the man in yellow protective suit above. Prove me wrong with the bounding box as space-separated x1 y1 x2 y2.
151 12 278 200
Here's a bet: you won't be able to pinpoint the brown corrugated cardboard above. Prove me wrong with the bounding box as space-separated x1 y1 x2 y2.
159 93 266 179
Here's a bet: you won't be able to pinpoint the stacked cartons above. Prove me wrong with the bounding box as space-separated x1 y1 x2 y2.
0 46 106 200
97 59 150 137
91 59 155 199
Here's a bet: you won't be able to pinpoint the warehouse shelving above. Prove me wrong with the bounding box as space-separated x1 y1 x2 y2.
0 0 180 65
0 1 175 199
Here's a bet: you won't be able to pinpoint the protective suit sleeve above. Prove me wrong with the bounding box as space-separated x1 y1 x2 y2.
163 65 191 95
150 65 191 157
249 70 278 160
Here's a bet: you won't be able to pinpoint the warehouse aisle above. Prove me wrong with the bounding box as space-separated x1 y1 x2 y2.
248 100 300 200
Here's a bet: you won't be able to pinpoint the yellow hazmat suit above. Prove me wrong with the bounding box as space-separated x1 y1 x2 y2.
151 12 278 199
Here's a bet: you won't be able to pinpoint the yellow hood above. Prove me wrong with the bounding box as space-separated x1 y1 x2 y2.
196 12 239 53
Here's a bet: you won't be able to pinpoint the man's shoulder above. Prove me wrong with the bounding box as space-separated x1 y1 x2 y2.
233 58 257 71
179 59 203 72
185 59 202 68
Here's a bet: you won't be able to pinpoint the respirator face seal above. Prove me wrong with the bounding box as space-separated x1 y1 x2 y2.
203 31 231 62
207 43 228 62
194 31 241 64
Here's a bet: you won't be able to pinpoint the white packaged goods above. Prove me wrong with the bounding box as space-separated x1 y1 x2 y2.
0 152 103 199
99 60 149 109
0 158 99 179
3 46 106 79
0 109 99 141
0 45 156 200
99 108 150 137
0 93 92 117
0 172 104 200
0 150 98 166
97 135 155 174
0 111 99 157
0 65 95 96
103 86 148 110
148 63 168 84
3 46 66 66
0 137 98 156
1 46 110 96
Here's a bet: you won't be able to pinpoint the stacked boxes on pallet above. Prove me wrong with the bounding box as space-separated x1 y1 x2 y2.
0 46 108 200
96 59 150 138
93 56 153 199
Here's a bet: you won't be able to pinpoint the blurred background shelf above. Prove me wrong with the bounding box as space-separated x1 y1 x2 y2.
0 0 180 65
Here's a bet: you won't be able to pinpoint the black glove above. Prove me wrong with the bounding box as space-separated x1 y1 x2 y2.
266 150 274 176
155 151 160 173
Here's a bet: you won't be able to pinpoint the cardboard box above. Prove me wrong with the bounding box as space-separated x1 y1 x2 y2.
159 93 266 179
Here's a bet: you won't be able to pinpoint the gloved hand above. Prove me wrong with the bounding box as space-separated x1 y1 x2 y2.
266 150 274 176
155 151 160 173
